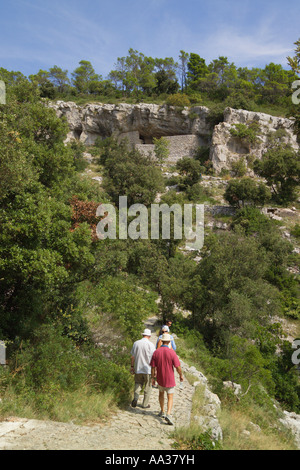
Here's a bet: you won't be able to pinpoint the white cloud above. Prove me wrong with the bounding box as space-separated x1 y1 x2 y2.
196 10 295 67
202 28 292 66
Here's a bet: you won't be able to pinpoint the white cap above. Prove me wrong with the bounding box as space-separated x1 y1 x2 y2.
161 333 171 342
142 329 152 336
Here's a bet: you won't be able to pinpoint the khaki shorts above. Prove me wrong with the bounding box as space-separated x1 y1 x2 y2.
158 385 175 394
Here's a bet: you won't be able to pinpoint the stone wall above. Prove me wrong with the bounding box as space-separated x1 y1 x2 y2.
136 134 202 163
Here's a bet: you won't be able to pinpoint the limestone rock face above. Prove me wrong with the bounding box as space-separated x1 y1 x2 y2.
49 101 211 146
210 107 299 173
50 102 299 173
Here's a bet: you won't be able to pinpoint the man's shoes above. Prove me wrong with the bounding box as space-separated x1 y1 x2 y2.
142 405 150 409
158 411 166 419
131 399 138 408
165 414 174 425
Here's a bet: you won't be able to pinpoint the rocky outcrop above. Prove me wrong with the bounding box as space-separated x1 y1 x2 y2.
50 101 299 173
279 411 300 449
49 101 211 146
210 108 298 173
180 361 223 441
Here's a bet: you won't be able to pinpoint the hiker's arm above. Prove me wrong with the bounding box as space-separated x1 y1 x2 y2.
130 356 135 374
176 365 184 382
156 339 162 349
151 366 157 385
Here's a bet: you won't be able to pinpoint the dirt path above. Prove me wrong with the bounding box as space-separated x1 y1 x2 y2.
0 317 196 450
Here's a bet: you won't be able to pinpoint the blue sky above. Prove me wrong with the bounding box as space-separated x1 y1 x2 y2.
0 0 299 79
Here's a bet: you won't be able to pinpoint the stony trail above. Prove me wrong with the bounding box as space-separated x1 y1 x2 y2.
0 317 196 451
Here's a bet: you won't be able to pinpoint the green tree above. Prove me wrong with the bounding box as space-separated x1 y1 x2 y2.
154 57 178 81
253 146 300 203
100 138 165 206
187 232 281 345
178 50 190 92
0 68 26 86
135 242 194 319
0 79 97 340
154 69 179 95
260 63 296 104
72 60 101 94
153 137 170 165
109 56 127 95
29 69 50 87
124 48 142 94
49 65 70 93
176 157 202 188
287 39 300 139
138 55 156 95
287 38 300 75
192 56 238 100
225 336 272 395
187 53 208 89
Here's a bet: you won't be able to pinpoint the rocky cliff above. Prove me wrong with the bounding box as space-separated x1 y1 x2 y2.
49 100 211 143
210 107 299 173
49 101 299 172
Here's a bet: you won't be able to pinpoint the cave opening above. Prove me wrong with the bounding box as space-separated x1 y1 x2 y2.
139 134 154 144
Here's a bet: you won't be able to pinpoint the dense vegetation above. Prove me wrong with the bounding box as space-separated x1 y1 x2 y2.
0 42 299 449
1 48 299 116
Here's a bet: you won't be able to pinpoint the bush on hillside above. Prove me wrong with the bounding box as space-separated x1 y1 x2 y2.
166 93 191 107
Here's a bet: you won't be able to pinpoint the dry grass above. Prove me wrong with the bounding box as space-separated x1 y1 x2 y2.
49 388 117 425
220 408 297 450
0 387 117 426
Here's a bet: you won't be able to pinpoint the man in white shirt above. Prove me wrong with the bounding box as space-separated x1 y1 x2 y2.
130 328 155 409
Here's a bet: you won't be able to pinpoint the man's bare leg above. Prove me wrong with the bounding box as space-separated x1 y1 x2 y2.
159 390 165 413
167 393 173 415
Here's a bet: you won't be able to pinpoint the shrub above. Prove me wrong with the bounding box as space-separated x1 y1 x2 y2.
207 103 225 127
68 140 88 172
291 224 300 239
224 92 257 112
253 146 300 204
193 146 214 175
2 323 133 419
224 177 271 207
230 122 260 150
232 206 274 235
187 91 202 104
166 93 191 107
231 157 247 177
176 157 202 188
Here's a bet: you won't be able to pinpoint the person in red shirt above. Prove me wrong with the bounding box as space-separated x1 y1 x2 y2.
150 333 184 425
